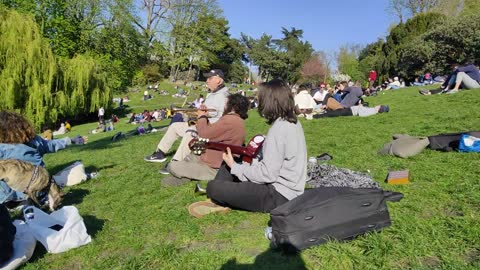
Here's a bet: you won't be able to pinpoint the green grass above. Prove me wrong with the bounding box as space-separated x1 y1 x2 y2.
21 86 480 269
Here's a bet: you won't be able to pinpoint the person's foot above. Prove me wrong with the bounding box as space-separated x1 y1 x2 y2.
188 199 231 218
144 150 167 162
419 89 430 95
378 105 390 113
194 183 207 195
446 89 459 94
158 162 171 175
161 175 190 187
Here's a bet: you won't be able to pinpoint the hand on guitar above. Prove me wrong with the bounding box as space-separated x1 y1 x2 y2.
196 105 209 117
222 147 235 168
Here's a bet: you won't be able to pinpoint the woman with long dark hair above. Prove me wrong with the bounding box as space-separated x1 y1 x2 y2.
189 79 307 217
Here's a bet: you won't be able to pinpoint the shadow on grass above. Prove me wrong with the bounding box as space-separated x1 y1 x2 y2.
62 189 90 206
220 249 306 270
83 215 105 238
84 164 116 173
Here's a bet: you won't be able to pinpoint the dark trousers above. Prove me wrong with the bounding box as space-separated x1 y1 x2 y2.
207 164 288 213
313 108 353 118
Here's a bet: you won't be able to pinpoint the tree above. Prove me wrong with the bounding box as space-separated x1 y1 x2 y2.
242 27 312 84
337 44 364 83
300 53 328 84
0 9 111 128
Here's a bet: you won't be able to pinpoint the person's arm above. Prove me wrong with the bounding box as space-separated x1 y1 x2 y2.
230 133 285 184
27 135 71 155
196 116 231 141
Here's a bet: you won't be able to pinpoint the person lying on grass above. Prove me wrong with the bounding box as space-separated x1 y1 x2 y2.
161 94 249 187
188 79 307 218
313 104 390 118
0 111 87 207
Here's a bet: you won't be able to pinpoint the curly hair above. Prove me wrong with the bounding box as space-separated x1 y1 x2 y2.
0 111 36 144
257 79 297 125
224 93 250 120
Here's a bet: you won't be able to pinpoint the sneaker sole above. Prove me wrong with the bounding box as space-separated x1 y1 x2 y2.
144 157 167 163
159 170 170 175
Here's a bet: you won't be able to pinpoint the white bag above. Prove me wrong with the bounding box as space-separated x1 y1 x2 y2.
0 220 36 270
23 206 91 254
52 161 87 187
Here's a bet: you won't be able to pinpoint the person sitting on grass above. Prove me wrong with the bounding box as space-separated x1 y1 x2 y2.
144 69 229 164
294 84 316 120
188 79 307 218
313 104 389 118
0 111 88 205
420 63 480 95
161 94 249 187
322 81 363 111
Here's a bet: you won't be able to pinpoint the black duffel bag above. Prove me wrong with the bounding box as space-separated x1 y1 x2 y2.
0 204 16 265
428 131 480 152
270 187 403 251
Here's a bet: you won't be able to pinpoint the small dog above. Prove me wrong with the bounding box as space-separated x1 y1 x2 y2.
0 159 63 210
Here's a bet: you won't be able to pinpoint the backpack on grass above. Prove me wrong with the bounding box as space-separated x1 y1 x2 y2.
269 187 403 251
428 131 480 152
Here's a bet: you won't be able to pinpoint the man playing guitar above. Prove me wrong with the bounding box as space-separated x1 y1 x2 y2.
162 94 250 186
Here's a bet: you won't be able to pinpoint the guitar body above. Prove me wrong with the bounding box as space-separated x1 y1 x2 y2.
189 134 265 164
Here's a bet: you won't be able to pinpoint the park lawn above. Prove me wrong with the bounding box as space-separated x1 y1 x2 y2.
20 86 480 269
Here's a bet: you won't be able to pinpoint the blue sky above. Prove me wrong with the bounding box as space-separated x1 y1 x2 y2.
218 0 397 54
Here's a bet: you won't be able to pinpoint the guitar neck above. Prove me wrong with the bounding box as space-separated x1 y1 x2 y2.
205 142 252 157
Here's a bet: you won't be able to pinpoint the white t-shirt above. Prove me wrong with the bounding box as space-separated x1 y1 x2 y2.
313 89 327 103
98 108 104 116
144 90 149 96
294 90 316 109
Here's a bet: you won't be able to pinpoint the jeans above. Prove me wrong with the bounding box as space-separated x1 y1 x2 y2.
0 181 27 204
456 72 480 89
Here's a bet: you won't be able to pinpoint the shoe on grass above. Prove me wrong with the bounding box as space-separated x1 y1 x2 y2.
419 89 430 95
161 175 190 187
159 162 170 175
144 150 167 163
446 89 459 94
188 199 231 218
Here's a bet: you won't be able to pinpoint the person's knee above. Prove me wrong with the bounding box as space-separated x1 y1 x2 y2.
168 161 182 178
206 180 222 200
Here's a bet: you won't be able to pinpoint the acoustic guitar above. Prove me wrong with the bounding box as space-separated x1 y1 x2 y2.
189 134 265 164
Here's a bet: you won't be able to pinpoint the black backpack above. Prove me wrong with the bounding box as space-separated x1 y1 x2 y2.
428 131 480 152
0 204 16 264
270 187 403 251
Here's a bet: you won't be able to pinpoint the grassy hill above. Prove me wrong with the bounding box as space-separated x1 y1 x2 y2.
21 86 480 269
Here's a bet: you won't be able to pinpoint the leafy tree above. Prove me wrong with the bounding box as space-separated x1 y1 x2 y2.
337 44 365 84
242 28 312 84
0 8 111 128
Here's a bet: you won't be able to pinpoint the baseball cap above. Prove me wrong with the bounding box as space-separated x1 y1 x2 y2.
203 69 225 80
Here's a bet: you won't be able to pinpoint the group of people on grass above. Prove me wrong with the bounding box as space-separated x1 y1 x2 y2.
294 80 390 120
144 69 307 216
419 63 480 95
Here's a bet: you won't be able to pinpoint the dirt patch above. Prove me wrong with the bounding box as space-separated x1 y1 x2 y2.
464 249 480 264
420 256 441 268
178 239 232 253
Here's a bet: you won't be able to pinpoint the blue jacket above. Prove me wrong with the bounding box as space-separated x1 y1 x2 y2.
0 136 71 203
